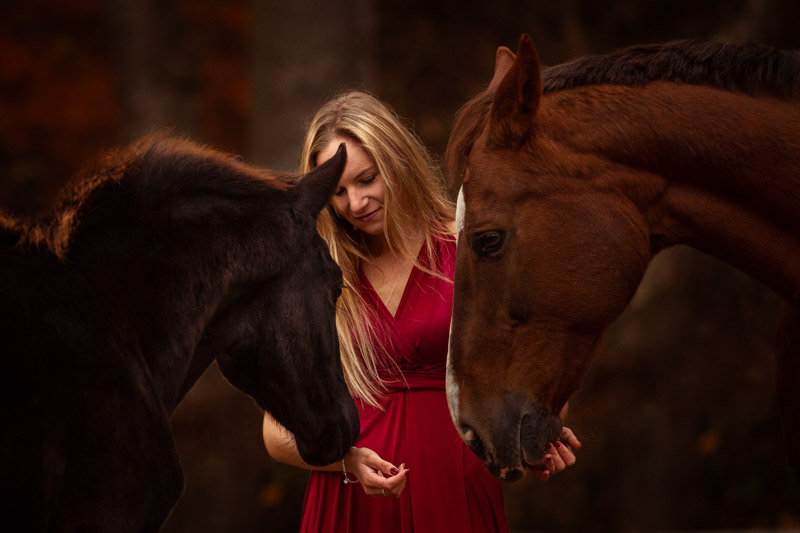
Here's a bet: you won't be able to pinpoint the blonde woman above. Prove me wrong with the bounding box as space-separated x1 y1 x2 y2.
262 91 580 532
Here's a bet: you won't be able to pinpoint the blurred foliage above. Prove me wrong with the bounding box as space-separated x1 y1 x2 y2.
1 0 799 531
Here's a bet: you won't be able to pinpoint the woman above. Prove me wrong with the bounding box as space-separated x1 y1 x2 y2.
262 90 580 532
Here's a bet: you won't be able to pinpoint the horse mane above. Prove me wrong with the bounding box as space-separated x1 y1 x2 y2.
2 133 289 258
542 40 800 97
446 40 800 185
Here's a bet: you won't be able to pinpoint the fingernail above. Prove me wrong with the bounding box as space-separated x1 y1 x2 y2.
390 467 399 475
554 441 562 448
546 443 553 450
545 454 552 462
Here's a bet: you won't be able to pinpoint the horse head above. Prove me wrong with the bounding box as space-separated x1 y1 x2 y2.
190 144 359 466
446 35 651 480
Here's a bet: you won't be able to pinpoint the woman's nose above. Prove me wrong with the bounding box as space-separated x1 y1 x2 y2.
348 190 368 211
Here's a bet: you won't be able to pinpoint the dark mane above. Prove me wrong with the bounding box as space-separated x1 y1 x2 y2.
542 40 800 97
446 40 800 187
1 134 288 258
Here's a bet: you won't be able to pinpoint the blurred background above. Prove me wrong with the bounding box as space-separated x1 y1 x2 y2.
2 0 799 531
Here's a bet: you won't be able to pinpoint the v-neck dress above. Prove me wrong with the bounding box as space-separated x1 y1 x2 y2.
299 236 506 533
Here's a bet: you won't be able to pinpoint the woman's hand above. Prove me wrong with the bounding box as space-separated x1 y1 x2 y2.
344 447 410 498
533 426 582 482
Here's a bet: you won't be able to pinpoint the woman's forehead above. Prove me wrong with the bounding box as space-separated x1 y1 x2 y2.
323 138 375 179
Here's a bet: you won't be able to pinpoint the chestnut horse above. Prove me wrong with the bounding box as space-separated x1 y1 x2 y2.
445 35 800 481
0 135 358 531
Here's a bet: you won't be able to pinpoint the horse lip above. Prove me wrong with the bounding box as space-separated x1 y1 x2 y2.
485 416 527 481
495 411 551 480
519 413 539 467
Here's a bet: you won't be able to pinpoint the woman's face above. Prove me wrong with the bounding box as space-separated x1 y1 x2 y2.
317 136 386 236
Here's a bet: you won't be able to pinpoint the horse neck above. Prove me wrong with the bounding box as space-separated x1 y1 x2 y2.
66 229 231 413
548 83 800 303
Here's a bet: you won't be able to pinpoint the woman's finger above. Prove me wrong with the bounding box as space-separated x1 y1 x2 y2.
554 440 577 467
536 467 550 482
391 477 407 498
382 475 408 499
560 427 582 449
385 466 410 497
363 466 408 492
367 471 408 499
546 443 567 471
363 452 401 478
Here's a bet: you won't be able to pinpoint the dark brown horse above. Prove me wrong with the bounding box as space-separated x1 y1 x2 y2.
445 35 800 481
0 135 359 531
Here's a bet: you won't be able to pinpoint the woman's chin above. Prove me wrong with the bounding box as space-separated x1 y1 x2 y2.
353 214 384 235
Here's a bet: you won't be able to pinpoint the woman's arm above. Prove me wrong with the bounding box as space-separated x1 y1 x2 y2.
262 411 338 471
262 412 410 498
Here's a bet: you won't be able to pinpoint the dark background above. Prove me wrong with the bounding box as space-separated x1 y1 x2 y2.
2 0 799 531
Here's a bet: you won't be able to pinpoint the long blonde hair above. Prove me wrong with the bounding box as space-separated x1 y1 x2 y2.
301 90 454 407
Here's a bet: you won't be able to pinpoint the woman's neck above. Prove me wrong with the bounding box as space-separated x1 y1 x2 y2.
365 232 391 259
364 228 428 263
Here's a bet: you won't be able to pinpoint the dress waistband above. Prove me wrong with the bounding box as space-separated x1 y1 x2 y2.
378 368 446 392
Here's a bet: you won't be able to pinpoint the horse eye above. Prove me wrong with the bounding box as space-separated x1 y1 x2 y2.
472 230 506 258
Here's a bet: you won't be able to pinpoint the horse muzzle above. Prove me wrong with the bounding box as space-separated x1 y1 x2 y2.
456 395 561 481
295 394 360 466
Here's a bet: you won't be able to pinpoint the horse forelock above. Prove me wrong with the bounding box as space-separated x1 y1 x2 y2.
446 89 494 188
541 40 800 98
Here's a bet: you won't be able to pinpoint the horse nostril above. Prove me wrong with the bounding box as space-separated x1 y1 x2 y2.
459 424 487 461
458 422 476 441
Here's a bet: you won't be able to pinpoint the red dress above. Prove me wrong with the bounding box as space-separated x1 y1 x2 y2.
299 236 507 533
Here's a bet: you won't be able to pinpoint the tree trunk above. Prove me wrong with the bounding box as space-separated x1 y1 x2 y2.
250 0 376 171
105 0 198 140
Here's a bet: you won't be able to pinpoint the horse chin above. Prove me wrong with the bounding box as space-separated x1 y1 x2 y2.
293 395 360 466
480 440 527 482
296 434 345 466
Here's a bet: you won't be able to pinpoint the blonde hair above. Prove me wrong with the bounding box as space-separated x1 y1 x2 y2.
301 90 454 407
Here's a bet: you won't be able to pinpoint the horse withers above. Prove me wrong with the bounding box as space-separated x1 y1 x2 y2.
0 135 358 531
446 35 800 481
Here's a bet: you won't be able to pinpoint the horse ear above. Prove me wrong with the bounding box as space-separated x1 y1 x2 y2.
488 46 516 91
292 143 347 217
488 34 542 148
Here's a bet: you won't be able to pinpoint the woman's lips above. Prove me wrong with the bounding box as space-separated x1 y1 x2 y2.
356 207 380 222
